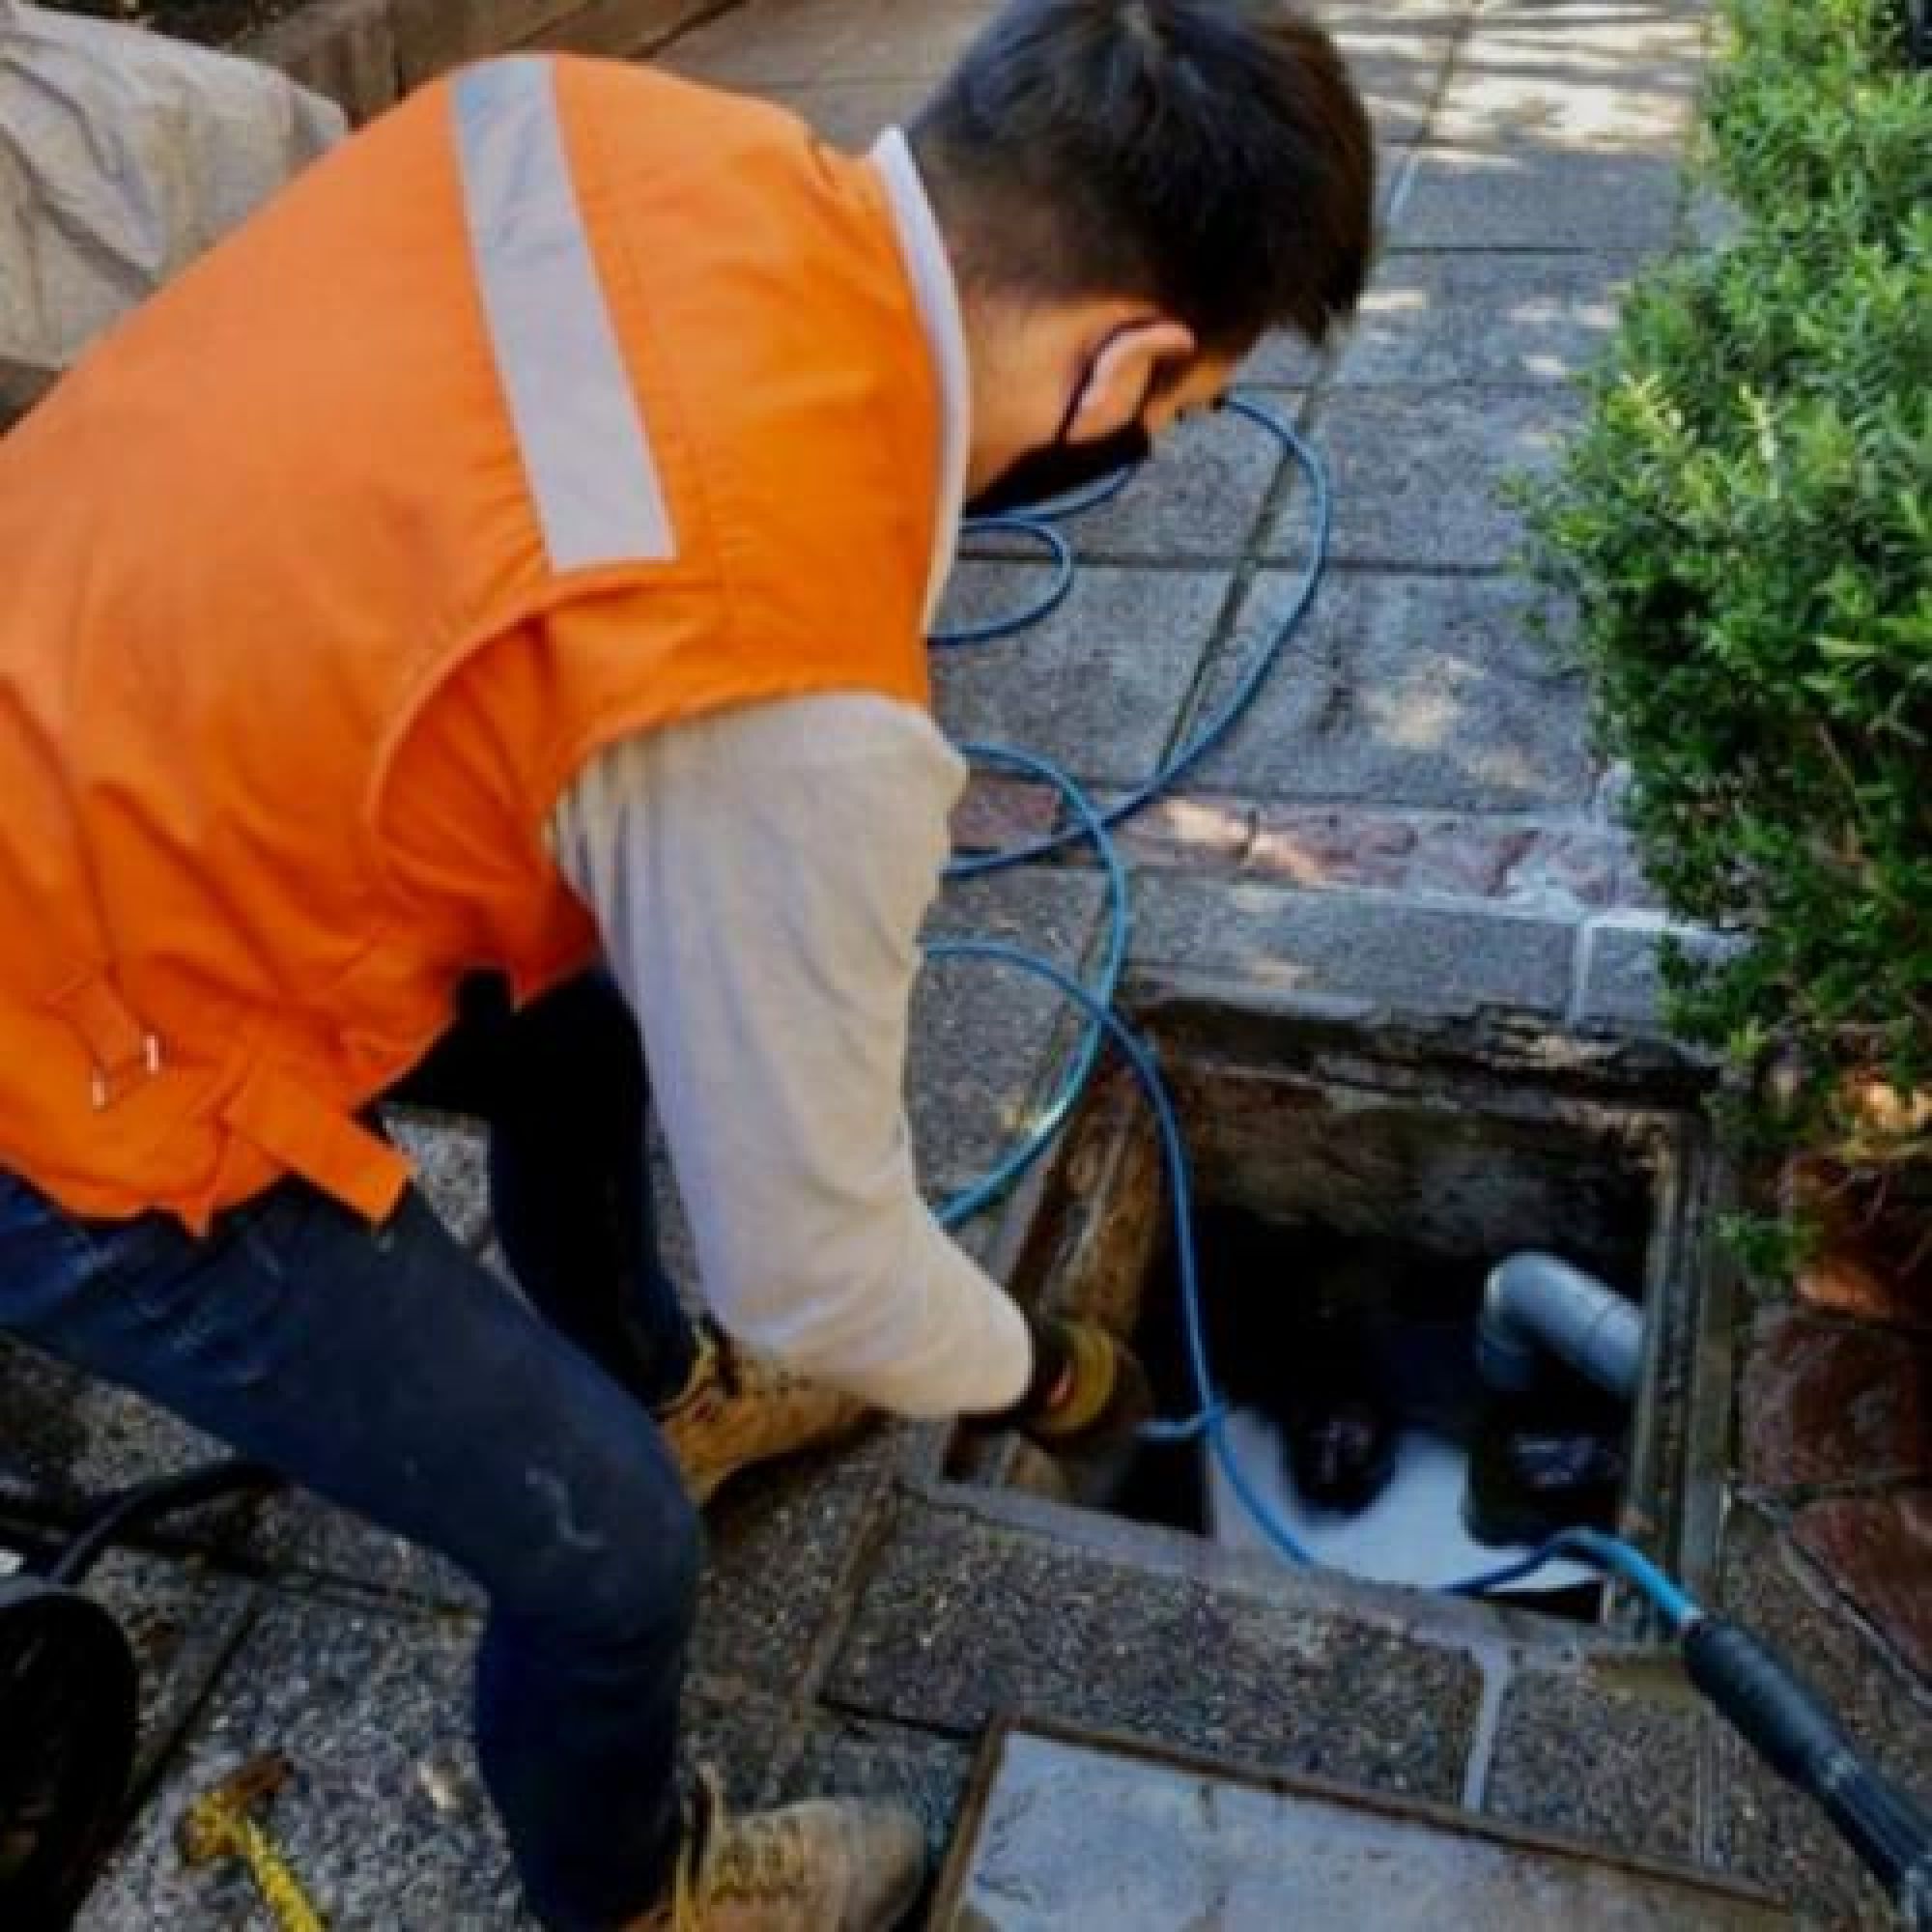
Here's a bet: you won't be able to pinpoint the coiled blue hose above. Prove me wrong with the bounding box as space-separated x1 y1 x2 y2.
924 391 1697 1621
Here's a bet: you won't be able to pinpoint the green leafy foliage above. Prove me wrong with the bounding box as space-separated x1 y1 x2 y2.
1521 0 1930 1158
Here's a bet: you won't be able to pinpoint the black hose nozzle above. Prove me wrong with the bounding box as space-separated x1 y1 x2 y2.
1685 1617 1932 1926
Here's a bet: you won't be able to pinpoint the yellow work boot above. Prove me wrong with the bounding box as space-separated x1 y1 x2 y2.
655 1320 872 1505
630 1770 926 1931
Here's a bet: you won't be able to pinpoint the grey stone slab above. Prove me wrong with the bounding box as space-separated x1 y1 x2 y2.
1265 386 1581 570
1291 248 1643 388
931 564 1231 784
1189 569 1593 811
1390 142 1683 251
939 1725 1786 1931
913 868 1108 1196
1482 1665 1701 1867
1577 916 1670 1036
1128 874 1576 1022
1575 916 1731 1040
1331 37 1460 146
777 1713 973 1866
1014 407 1286 561
1240 323 1329 389
1706 1502 1920 1929
694 1459 892 1693
78 1592 526 1931
1312 0 1471 41
830 1498 1484 1802
1432 40 1702 153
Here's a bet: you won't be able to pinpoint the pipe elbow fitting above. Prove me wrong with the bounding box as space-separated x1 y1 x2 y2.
1477 1251 1643 1400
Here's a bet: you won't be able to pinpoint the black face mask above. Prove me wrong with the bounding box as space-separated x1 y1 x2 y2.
963 417 1153 519
963 345 1157 520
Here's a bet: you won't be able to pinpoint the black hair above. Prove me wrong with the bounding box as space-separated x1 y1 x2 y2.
910 0 1376 353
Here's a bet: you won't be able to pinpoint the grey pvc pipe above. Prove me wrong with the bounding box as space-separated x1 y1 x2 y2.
1476 1252 1643 1400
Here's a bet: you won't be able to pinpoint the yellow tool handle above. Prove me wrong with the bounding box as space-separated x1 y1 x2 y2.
234 1816 327 1932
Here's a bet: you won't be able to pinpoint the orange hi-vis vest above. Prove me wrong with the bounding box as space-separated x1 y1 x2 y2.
0 56 948 1231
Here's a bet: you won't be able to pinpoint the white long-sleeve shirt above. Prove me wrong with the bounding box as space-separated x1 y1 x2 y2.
547 127 1030 1418
549 694 1033 1418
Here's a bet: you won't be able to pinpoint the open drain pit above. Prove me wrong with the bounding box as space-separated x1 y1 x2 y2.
951 1004 1727 1632
1113 1215 1632 1617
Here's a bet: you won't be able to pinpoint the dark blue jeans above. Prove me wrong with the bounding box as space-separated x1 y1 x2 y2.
0 974 700 1930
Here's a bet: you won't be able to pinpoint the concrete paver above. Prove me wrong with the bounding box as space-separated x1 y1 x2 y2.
1392 142 1685 249
1481 1665 1703 1868
829 1496 1486 1802
914 867 1108 1191
931 564 1234 784
1043 406 1291 562
775 1713 973 1864
1193 569 1594 811
1264 384 1581 569
1129 873 1577 1020
1290 247 1644 388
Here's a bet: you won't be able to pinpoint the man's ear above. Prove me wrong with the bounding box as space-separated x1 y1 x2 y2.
1068 317 1198 440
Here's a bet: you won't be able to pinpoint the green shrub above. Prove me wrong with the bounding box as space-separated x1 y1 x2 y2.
1522 0 1930 1162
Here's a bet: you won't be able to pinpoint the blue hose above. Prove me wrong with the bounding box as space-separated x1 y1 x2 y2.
934 745 1129 1229
925 391 1699 1624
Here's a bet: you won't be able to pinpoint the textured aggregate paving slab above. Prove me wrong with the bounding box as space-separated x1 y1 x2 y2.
1482 1663 1703 1868
777 1712 975 1864
76 1582 789 1930
0 1340 227 1515
694 1454 893 1693
77 1589 524 1931
1706 1503 1923 1927
80 1549 264 1794
830 1496 1484 1802
1190 568 1594 812
385 1109 492 1250
1265 384 1581 570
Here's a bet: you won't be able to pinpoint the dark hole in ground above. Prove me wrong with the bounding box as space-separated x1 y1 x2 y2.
1107 1208 1641 1622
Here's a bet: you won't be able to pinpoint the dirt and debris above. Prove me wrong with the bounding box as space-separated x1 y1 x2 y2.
35 0 308 49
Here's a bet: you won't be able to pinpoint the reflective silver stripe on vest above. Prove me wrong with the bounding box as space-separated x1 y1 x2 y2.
451 59 674 570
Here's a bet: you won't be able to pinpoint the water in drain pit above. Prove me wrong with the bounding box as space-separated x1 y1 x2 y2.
1114 1214 1635 1603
